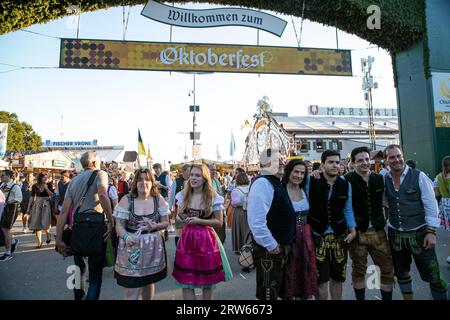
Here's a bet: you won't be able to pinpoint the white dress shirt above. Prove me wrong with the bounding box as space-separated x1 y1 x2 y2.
247 177 278 251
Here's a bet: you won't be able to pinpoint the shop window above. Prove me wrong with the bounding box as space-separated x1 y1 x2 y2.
299 140 310 153
315 139 324 152
329 140 339 150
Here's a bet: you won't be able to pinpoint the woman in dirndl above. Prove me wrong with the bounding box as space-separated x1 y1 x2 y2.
433 156 450 264
113 169 169 300
230 172 251 256
281 159 318 300
172 164 233 300
27 173 54 249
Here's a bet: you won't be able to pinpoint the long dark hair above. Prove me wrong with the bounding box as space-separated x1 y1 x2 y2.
37 173 48 185
282 159 308 190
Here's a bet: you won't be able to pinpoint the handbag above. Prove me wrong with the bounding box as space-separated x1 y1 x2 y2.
70 171 106 257
55 227 73 256
238 232 254 269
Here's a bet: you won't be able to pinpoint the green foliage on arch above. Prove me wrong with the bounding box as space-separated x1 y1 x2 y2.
1 0 424 53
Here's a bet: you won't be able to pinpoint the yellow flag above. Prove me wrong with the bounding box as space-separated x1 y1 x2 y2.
138 129 146 156
241 119 252 129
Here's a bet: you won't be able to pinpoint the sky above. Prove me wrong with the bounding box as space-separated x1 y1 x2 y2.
0 2 397 167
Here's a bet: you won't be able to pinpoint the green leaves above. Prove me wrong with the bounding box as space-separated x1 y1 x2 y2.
0 111 42 151
0 0 424 54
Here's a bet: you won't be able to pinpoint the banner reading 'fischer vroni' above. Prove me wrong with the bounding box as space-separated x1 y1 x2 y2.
59 39 352 76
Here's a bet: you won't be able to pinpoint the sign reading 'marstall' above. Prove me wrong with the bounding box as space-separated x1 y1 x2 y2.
308 105 397 117
59 39 352 76
141 0 287 37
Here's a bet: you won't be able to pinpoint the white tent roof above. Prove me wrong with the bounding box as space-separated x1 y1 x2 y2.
0 159 9 168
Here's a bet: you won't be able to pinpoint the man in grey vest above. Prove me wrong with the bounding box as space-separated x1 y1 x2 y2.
384 145 447 300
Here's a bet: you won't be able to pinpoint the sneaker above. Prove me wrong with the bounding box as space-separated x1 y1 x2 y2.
446 256 450 264
11 239 18 254
0 254 12 262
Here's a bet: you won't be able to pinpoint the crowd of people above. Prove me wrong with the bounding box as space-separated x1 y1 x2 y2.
0 146 449 301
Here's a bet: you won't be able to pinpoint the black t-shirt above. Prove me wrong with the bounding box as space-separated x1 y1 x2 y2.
31 183 54 197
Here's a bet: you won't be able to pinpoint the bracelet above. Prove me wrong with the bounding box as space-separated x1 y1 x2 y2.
122 232 130 241
425 227 437 234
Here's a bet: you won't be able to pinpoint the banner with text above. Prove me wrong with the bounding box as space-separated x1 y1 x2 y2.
0 123 8 159
432 72 450 128
59 39 352 76
141 0 287 37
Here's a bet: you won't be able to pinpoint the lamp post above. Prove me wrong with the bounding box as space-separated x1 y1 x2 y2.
361 56 378 151
188 73 199 147
177 131 190 162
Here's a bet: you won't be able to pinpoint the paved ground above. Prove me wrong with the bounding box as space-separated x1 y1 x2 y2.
1 217 449 300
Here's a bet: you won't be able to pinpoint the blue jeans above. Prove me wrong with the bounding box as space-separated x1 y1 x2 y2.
73 243 106 300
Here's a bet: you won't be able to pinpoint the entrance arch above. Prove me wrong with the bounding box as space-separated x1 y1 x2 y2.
1 0 449 175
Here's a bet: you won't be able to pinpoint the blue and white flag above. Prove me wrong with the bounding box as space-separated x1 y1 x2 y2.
0 124 8 159
230 130 236 157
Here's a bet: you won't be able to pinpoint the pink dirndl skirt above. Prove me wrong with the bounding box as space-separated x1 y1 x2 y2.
172 224 225 286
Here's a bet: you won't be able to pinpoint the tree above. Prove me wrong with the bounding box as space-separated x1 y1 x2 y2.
0 111 42 151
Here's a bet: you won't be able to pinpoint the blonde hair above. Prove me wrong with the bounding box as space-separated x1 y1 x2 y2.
179 164 215 218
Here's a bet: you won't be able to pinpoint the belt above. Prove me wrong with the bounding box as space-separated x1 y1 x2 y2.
295 210 309 222
389 226 425 234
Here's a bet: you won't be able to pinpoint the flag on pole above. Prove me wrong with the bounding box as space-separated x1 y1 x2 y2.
230 130 236 157
138 129 146 156
241 119 252 130
0 124 8 159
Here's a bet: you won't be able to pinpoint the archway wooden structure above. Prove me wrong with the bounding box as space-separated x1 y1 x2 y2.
1 0 449 175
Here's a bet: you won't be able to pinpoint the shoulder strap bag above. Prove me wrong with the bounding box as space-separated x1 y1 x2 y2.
70 171 106 257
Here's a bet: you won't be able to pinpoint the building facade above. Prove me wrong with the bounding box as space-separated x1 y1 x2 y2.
242 109 399 168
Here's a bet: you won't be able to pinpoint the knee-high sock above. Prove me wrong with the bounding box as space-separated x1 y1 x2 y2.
430 284 448 300
397 276 413 295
